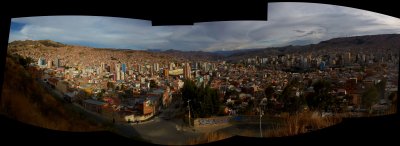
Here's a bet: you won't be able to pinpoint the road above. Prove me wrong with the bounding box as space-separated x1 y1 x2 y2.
37 79 149 141
35 78 276 144
36 78 204 144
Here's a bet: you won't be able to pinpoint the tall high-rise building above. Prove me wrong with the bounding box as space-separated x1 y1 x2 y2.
101 62 105 71
362 54 366 63
169 62 175 70
148 66 153 76
211 63 216 70
184 63 192 79
97 68 101 75
54 58 60 68
116 63 121 81
121 63 127 73
153 63 160 73
346 52 351 64
194 62 199 70
110 63 116 73
138 65 143 74
121 70 125 80
203 62 209 72
38 57 46 66
47 60 52 68
302 57 308 68
163 68 169 77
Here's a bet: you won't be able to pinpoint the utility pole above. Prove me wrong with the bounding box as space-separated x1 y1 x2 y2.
187 99 191 127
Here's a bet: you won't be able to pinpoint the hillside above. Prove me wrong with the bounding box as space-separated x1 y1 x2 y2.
0 53 108 131
7 41 223 69
8 40 66 48
225 34 400 61
162 49 224 61
7 34 400 65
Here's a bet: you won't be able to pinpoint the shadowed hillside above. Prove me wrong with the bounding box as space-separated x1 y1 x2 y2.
226 34 400 61
0 53 107 131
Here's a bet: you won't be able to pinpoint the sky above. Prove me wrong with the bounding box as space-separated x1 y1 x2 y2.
8 2 400 52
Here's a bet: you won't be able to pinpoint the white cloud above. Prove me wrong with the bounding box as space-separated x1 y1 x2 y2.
8 3 400 51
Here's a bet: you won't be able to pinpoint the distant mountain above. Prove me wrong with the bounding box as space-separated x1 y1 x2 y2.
226 34 400 61
146 49 163 52
211 48 263 57
7 40 224 64
161 49 224 61
8 34 400 63
9 39 66 48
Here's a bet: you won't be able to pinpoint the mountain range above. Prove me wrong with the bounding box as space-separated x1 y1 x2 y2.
8 34 400 63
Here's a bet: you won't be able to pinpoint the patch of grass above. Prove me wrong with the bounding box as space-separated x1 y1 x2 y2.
265 111 342 137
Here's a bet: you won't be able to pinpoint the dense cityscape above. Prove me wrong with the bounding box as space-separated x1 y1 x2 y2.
8 37 399 122
3 2 400 144
3 33 398 144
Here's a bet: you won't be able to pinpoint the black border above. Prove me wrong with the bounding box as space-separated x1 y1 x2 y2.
1 1 399 145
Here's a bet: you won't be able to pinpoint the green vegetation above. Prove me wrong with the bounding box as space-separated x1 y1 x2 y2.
9 53 34 68
265 112 342 137
362 86 379 112
306 79 334 112
150 80 157 88
181 79 221 118
264 85 275 98
278 78 306 114
107 82 115 90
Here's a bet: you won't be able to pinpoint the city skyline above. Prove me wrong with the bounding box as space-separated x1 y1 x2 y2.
8 2 400 52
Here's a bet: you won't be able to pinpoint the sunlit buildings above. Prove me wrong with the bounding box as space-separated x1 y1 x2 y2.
183 62 191 79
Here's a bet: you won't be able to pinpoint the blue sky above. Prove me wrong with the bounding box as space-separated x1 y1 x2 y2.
8 2 400 52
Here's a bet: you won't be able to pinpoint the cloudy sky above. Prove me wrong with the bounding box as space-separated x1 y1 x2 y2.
8 2 400 52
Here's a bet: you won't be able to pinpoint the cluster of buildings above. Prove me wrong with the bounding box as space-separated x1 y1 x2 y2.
21 46 399 122
30 54 225 122
222 50 398 114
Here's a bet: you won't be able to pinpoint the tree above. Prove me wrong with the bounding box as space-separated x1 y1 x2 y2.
278 78 306 114
12 54 34 68
309 79 334 112
264 86 275 98
376 79 386 99
120 84 126 90
107 82 115 90
181 79 221 118
150 80 157 88
388 92 396 101
362 86 379 112
313 79 331 95
225 89 238 99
